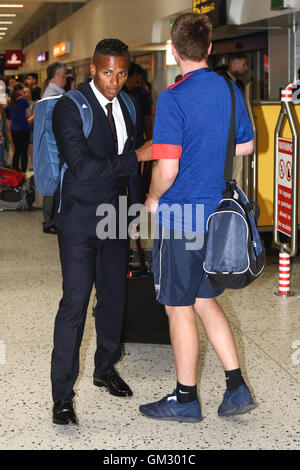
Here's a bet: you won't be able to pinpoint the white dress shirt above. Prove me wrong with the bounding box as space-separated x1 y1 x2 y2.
90 79 127 154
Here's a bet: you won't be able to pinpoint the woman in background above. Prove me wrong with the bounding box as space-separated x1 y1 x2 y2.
7 82 30 173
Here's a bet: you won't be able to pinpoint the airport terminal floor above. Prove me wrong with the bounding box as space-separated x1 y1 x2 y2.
0 206 299 451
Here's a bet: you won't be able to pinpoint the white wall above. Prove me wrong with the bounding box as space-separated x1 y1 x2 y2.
228 0 300 24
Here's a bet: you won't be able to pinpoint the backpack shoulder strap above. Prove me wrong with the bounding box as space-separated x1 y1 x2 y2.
119 90 136 125
65 89 93 138
223 77 236 184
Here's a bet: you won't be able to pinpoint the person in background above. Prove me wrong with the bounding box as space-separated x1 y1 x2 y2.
42 63 67 99
124 63 153 201
226 53 248 93
226 53 250 189
0 76 10 167
25 73 41 101
214 64 228 77
64 76 76 92
124 62 152 148
26 88 40 171
7 83 30 173
0 105 9 167
41 62 67 234
6 77 16 97
3 78 15 165
23 86 32 103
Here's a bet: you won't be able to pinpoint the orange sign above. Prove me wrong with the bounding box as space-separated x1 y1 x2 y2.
53 41 70 57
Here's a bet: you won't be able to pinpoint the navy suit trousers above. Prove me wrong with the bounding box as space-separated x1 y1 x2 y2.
51 231 129 402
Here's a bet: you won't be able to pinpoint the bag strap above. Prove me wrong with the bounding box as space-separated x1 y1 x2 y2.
119 90 136 125
65 89 93 138
222 77 236 184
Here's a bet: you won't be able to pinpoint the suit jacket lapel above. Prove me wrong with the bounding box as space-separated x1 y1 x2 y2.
79 81 114 146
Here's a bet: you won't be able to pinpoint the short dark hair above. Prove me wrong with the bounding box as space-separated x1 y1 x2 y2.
10 82 24 108
27 72 38 82
46 62 65 80
171 13 212 62
93 38 129 61
228 53 247 64
128 62 145 79
31 87 41 101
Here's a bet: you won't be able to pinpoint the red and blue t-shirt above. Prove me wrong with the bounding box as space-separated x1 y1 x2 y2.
152 67 254 233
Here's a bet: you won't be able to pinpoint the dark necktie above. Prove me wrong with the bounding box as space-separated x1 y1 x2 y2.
105 102 118 154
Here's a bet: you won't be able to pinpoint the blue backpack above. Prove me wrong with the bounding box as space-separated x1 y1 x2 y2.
203 184 265 289
33 89 136 199
203 78 265 290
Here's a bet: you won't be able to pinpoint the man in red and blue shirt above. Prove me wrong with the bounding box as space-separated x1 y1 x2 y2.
139 13 256 422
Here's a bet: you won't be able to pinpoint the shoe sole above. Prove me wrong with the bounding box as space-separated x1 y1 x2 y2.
93 379 133 397
218 402 256 417
53 417 78 425
139 411 203 423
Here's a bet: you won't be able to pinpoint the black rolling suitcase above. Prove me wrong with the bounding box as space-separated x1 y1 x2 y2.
92 238 170 345
122 238 170 344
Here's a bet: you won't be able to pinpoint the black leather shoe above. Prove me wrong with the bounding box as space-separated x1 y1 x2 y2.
43 225 58 235
52 400 78 425
93 369 133 397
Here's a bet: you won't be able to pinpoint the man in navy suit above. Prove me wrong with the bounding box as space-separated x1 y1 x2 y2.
51 39 152 425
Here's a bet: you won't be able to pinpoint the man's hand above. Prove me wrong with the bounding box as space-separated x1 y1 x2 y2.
145 194 158 214
129 223 139 240
136 140 153 162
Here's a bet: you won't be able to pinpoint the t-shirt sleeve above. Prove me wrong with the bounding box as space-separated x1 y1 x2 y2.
234 87 254 144
152 90 184 159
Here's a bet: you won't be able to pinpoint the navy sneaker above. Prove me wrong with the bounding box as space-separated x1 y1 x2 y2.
218 384 256 417
139 390 203 423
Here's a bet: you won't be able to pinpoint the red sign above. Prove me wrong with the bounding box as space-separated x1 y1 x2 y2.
277 138 293 237
5 50 25 69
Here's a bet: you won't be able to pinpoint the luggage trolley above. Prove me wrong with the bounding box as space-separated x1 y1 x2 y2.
273 83 299 296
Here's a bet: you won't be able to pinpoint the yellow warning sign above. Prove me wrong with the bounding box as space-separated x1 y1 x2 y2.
192 1 226 27
193 0 216 15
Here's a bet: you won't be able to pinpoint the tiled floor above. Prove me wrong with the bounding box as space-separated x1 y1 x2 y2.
0 209 299 450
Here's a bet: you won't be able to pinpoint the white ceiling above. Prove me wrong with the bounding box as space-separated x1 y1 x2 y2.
0 2 40 46
0 1 87 47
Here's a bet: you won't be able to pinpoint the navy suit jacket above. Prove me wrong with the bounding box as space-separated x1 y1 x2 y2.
52 81 141 236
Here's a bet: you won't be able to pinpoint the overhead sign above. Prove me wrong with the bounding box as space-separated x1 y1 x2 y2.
276 138 293 237
271 0 294 9
5 50 25 69
193 0 227 27
53 41 70 58
37 51 49 63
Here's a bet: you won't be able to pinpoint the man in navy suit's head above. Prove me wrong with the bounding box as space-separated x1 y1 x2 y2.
90 38 130 101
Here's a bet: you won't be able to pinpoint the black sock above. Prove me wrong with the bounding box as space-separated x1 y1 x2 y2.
225 368 246 391
176 382 198 403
